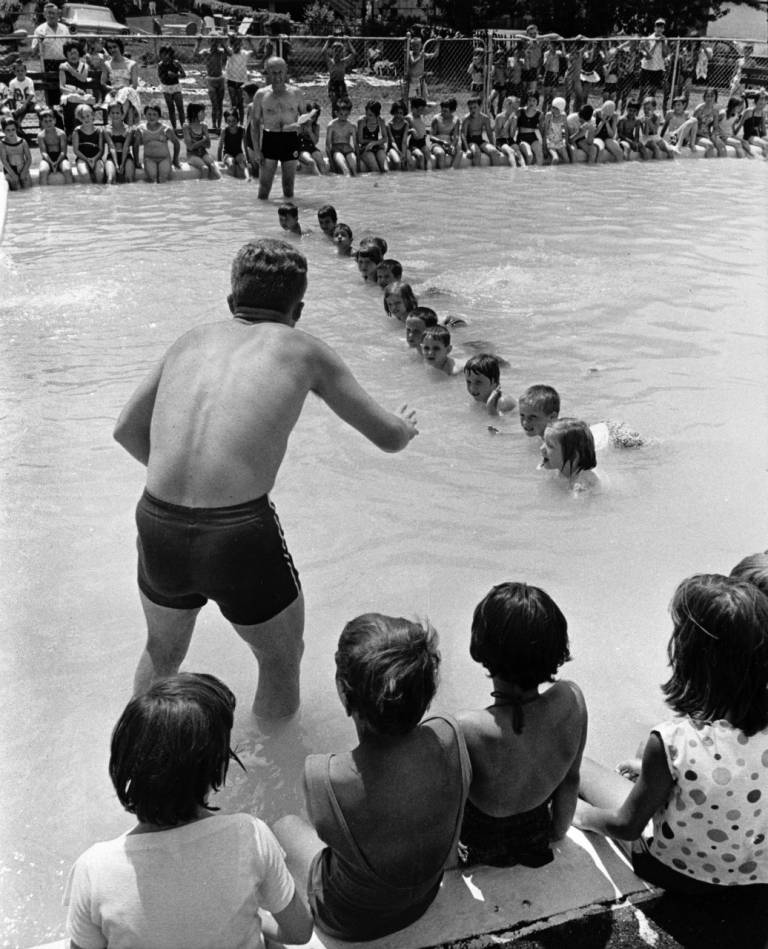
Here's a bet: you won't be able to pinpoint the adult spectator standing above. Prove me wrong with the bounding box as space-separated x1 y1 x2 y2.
251 57 304 200
194 35 228 135
639 18 669 109
31 3 70 107
113 239 418 719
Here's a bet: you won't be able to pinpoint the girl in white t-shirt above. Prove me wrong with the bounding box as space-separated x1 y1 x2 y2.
576 574 768 899
65 673 312 949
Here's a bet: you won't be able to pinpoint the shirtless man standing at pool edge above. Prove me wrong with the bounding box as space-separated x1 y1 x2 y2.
114 239 418 718
251 57 304 200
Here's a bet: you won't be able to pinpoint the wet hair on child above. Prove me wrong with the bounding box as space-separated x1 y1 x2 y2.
383 280 418 314
662 574 768 736
412 306 437 327
278 201 299 218
332 222 352 240
318 204 337 223
359 235 388 256
544 418 596 471
464 354 501 385
335 613 440 736
521 384 560 415
378 258 403 279
729 551 768 600
186 102 206 123
410 96 427 110
356 245 383 265
422 325 451 347
109 672 243 827
470 581 570 706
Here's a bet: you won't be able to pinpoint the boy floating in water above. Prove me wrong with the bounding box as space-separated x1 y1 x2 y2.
517 384 645 447
278 202 303 235
422 326 464 375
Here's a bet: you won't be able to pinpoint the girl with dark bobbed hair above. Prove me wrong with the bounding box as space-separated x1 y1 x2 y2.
275 613 470 941
65 673 312 948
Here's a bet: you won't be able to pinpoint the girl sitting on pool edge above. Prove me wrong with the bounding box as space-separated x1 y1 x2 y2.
65 673 312 948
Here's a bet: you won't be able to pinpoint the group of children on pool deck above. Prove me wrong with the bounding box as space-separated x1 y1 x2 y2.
3 81 766 189
278 200 640 494
65 555 768 947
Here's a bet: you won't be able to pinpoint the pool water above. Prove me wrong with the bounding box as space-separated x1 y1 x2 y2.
1 162 767 946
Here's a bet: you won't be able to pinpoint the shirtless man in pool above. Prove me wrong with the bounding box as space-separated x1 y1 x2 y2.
251 57 304 200
114 239 418 718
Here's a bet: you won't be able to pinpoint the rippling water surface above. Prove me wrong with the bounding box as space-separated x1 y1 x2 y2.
1 163 767 946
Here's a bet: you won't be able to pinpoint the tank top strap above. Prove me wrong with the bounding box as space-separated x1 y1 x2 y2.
421 713 472 857
304 753 378 875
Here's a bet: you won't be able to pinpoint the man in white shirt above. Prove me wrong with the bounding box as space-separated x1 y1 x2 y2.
31 3 70 105
639 17 669 109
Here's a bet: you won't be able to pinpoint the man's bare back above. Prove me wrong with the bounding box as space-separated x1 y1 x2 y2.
115 240 417 717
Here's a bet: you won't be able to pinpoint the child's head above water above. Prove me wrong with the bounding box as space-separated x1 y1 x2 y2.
383 280 418 321
405 307 437 348
376 258 403 289
110 672 241 826
730 550 768 599
335 613 440 737
662 574 768 736
540 418 596 475
464 354 501 403
332 222 353 253
278 201 300 232
356 245 383 281
519 384 560 437
421 325 452 369
359 235 388 257
317 204 337 235
470 581 570 696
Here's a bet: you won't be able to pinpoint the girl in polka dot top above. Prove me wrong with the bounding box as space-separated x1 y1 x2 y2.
575 573 768 898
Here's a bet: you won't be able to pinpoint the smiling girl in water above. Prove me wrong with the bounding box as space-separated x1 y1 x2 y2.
539 418 600 492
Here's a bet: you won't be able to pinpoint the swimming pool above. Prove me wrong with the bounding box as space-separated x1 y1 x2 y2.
1 162 767 946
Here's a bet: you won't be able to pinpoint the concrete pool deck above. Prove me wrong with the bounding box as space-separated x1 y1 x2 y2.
26 830 768 948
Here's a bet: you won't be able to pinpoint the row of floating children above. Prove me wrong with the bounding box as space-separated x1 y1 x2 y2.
4 85 766 189
278 202 644 493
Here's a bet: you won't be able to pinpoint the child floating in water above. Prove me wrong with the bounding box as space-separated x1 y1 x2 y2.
464 354 517 415
332 222 353 256
317 204 337 237
517 384 646 447
278 201 303 235
539 418 600 493
458 582 587 867
65 673 312 948
576 574 768 899
422 326 464 375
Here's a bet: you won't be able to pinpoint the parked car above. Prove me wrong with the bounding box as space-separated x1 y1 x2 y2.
60 4 130 35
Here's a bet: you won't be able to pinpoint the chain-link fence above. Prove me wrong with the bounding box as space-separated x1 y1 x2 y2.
4 29 764 139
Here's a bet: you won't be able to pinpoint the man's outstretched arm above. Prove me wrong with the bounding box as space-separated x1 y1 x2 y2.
113 359 164 465
311 340 418 452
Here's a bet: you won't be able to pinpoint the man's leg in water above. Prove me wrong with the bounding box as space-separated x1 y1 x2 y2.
232 591 305 719
258 157 278 199
280 159 297 198
134 592 201 694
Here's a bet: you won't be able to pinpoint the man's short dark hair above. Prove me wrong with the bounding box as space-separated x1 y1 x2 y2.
231 239 307 310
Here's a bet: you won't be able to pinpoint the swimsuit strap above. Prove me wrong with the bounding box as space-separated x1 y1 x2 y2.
490 690 540 734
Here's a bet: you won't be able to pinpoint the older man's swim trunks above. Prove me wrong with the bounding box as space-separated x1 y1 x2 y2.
136 489 301 624
261 129 300 162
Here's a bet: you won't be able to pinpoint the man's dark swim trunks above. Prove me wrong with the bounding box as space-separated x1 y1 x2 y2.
261 129 300 162
136 490 301 625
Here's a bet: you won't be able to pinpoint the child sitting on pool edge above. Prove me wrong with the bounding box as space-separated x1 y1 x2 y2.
539 418 600 493
458 581 587 867
465 354 517 415
65 673 312 948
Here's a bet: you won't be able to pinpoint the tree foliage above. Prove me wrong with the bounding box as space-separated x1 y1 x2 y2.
440 0 762 35
302 0 337 35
